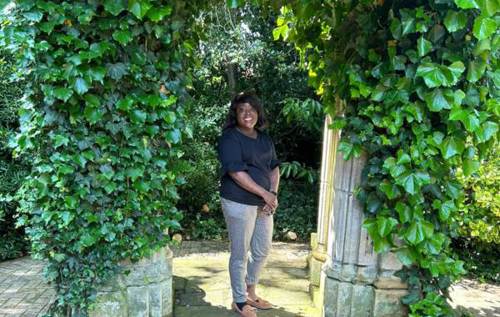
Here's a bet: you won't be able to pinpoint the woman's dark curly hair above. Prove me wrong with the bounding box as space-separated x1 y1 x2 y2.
223 92 268 130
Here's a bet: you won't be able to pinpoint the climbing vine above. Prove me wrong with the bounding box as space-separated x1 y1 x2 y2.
0 0 205 314
274 0 498 314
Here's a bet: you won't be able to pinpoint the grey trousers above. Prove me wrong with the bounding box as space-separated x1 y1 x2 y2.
221 197 274 303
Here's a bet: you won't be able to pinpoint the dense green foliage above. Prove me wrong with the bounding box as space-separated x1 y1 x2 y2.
177 3 321 242
0 50 29 260
454 144 499 282
274 0 499 313
1 1 199 314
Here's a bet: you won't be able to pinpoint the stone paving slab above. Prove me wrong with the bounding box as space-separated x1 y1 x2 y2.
0 257 54 317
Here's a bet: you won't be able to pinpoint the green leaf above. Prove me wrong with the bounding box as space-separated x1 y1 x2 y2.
130 110 147 124
466 59 487 83
476 121 498 142
473 16 497 40
463 159 480 176
380 181 401 199
107 63 128 80
405 221 425 245
444 11 468 32
377 217 398 237
112 30 133 45
448 61 465 83
398 173 417 195
146 6 172 22
441 136 465 159
104 0 126 15
439 200 456 221
74 78 89 95
454 0 479 9
53 135 69 148
128 0 152 19
417 37 432 57
125 168 143 181
416 63 447 88
396 202 412 223
54 87 73 102
396 247 416 266
424 89 452 111
476 0 500 16
117 97 134 111
84 107 103 124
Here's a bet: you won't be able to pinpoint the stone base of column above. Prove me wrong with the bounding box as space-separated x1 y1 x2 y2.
89 246 173 317
322 256 408 317
309 233 327 308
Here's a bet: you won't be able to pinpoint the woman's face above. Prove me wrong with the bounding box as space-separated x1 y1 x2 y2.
235 103 258 130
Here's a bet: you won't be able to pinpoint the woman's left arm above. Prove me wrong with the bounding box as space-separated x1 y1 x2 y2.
269 167 280 194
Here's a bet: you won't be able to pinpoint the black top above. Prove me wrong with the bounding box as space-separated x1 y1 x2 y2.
217 127 280 206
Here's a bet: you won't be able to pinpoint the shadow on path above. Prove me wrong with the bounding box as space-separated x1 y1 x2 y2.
173 276 304 317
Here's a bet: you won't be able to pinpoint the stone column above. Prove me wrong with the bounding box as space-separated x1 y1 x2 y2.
89 246 173 317
320 148 408 317
309 115 338 307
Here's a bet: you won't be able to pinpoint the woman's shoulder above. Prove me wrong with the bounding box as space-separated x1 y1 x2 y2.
219 127 239 142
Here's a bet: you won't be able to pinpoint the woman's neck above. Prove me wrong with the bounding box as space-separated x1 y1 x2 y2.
236 126 257 138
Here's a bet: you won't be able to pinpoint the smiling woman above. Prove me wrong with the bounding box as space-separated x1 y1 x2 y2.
217 92 280 316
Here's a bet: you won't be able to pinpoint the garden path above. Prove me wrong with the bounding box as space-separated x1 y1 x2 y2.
0 241 498 317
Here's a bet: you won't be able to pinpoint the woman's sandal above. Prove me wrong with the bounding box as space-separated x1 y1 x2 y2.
232 302 257 317
246 297 273 310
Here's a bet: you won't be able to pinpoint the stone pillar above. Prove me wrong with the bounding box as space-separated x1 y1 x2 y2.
320 148 408 317
89 246 173 317
309 115 338 309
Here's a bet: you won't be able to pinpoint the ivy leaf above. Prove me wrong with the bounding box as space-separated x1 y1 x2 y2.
444 11 468 32
416 63 446 88
130 110 147 124
146 6 172 22
405 221 425 245
125 168 143 181
466 59 486 83
84 107 103 124
448 61 465 84
472 16 497 40
439 200 456 221
424 89 452 111
454 0 479 9
396 202 413 223
112 30 133 45
377 217 398 237
396 247 416 266
417 37 432 57
380 180 401 199
103 0 126 16
74 78 89 95
463 159 480 176
476 121 498 142
398 172 417 195
476 0 500 16
107 63 128 80
440 136 465 159
54 87 73 102
116 97 134 112
128 0 152 20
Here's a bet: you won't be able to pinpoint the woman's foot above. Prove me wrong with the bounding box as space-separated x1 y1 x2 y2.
232 302 257 317
246 296 273 310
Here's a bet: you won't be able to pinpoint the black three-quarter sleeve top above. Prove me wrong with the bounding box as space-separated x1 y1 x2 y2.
217 127 280 206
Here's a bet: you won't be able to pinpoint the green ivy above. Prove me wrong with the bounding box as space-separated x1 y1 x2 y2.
274 0 499 313
0 0 203 314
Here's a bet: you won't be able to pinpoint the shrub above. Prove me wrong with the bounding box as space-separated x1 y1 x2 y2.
453 144 499 282
0 50 29 261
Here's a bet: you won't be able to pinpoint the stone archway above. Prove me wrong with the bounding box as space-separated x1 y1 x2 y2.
308 115 408 317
